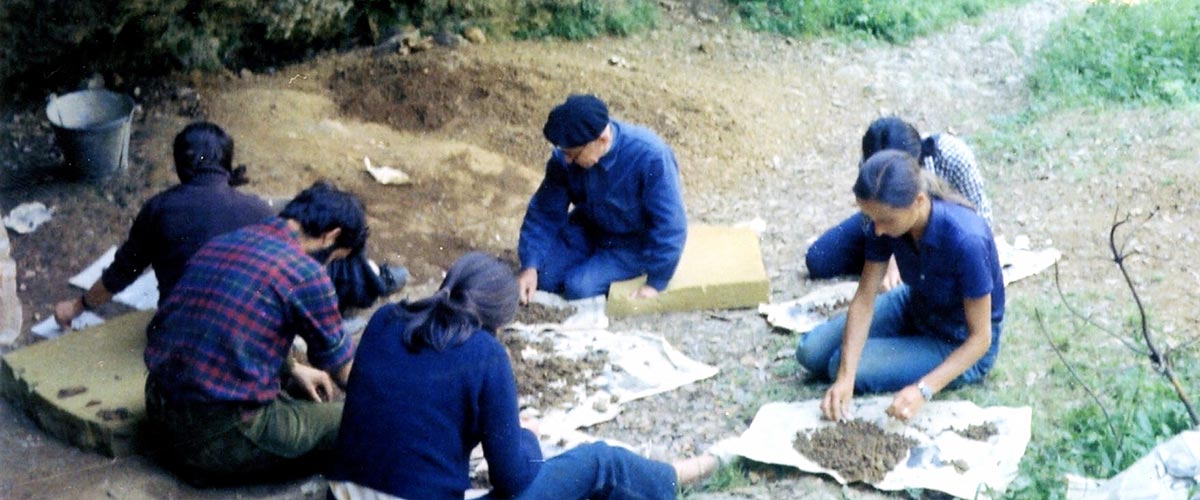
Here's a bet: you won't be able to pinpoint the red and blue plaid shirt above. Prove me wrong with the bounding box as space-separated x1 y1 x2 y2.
145 217 353 405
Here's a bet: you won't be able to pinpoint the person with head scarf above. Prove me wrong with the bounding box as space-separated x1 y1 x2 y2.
54 121 274 326
516 94 687 304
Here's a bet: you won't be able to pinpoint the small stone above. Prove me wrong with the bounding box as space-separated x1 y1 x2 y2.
239 68 253 80
463 27 486 44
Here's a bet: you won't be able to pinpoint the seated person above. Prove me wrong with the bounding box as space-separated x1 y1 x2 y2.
805 116 992 290
796 151 1004 422
327 252 733 500
143 181 365 485
55 122 405 325
516 94 687 304
55 122 274 324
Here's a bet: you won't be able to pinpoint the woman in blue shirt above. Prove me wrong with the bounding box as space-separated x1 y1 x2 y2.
329 252 725 500
796 150 1004 422
805 116 992 291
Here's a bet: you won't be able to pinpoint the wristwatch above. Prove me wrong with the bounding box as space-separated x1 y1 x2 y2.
917 381 934 401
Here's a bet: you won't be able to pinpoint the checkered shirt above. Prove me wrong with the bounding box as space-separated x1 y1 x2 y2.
144 217 352 404
924 133 993 226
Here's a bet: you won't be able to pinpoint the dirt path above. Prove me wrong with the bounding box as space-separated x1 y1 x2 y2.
7 0 1200 498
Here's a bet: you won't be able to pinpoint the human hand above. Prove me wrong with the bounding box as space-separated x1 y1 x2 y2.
880 257 902 291
53 298 84 329
885 385 926 422
630 285 659 300
291 363 336 402
821 379 855 421
517 268 538 305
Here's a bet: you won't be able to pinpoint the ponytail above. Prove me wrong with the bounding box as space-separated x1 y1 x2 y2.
396 252 518 352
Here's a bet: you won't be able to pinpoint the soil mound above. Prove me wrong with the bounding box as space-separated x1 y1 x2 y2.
793 419 918 484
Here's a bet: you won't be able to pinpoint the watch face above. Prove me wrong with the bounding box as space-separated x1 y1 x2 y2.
918 382 933 400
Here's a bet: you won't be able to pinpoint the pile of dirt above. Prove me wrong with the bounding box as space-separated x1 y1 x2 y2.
953 421 998 441
513 302 576 325
500 331 607 410
793 419 918 484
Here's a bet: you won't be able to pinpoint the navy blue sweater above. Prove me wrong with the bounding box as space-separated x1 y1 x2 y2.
329 304 543 499
101 172 273 305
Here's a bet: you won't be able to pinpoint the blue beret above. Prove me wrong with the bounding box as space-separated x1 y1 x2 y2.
543 94 609 148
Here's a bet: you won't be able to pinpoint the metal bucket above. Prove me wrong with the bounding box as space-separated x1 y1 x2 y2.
45 89 136 181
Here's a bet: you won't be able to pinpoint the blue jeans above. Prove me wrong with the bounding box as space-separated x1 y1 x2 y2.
483 442 677 500
805 213 868 279
536 222 645 300
795 285 1000 393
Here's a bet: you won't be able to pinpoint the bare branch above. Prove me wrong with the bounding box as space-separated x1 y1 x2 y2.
1052 263 1145 354
1108 211 1199 427
1034 308 1120 445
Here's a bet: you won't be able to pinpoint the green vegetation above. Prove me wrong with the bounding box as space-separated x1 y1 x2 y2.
507 0 659 40
0 0 659 99
726 0 1025 43
1029 0 1200 108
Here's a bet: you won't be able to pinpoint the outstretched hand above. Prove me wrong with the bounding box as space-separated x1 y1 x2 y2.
821 378 855 421
517 268 538 305
885 385 926 422
291 363 336 402
53 299 84 328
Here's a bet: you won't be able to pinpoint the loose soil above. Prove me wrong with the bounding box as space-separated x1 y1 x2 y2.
3 0 1199 498
499 331 607 410
513 302 576 325
953 421 999 442
792 419 919 484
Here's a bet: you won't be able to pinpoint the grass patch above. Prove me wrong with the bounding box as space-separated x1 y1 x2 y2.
982 291 1199 499
726 0 1026 43
1029 0 1200 108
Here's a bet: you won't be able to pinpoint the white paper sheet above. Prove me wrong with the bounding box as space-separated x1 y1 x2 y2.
726 397 1032 499
30 311 106 339
68 246 159 310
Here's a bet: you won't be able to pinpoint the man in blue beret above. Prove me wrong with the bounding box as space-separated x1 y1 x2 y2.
517 94 688 304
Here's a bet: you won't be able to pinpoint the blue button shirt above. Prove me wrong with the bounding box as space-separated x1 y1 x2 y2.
864 200 1005 342
518 119 687 290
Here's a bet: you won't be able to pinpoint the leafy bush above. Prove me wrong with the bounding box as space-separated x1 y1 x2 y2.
1029 0 1200 107
726 0 1024 43
0 0 354 97
0 0 659 100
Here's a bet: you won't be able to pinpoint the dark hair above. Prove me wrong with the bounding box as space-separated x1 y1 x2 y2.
854 150 973 209
860 116 922 164
279 181 368 253
396 252 518 352
172 121 249 186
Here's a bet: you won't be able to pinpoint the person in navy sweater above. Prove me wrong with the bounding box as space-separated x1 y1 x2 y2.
329 252 729 500
796 150 1004 423
517 94 687 304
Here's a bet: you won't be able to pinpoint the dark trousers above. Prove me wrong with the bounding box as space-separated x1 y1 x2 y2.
805 212 868 279
144 379 343 486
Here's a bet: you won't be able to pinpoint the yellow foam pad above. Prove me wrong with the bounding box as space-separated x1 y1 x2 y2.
1 311 152 457
607 224 770 317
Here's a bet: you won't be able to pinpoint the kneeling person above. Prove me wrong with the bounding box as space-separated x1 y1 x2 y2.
517 94 687 303
143 181 366 485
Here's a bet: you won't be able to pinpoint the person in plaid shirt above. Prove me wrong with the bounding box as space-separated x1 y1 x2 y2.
806 116 992 290
143 181 366 486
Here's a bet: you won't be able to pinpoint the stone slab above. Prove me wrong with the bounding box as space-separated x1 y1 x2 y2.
0 310 152 457
607 224 770 317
